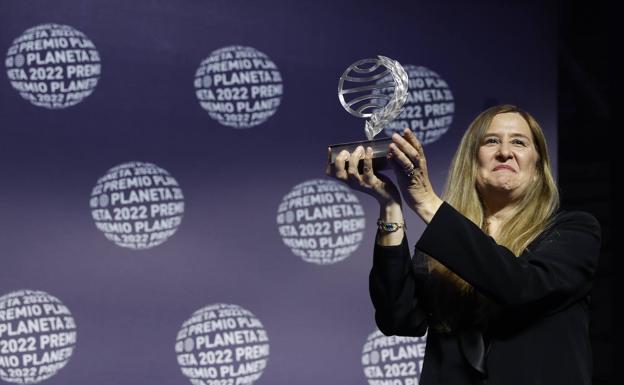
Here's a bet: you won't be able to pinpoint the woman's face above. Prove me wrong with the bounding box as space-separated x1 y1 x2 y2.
476 112 540 201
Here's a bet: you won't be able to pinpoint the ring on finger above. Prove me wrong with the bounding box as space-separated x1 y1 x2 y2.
404 165 417 178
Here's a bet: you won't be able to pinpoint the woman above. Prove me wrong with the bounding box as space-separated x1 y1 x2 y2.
327 105 601 385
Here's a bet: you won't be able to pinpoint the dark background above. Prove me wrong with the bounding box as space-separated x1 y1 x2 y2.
558 1 611 384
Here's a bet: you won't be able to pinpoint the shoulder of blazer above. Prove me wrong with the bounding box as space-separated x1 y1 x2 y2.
531 210 601 249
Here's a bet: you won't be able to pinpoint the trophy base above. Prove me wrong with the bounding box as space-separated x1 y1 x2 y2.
328 137 392 171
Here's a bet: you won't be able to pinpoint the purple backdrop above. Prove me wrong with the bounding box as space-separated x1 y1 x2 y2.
0 0 556 384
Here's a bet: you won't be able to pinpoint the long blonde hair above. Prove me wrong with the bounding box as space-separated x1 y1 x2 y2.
427 105 560 331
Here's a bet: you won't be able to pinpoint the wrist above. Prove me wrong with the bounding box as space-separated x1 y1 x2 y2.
378 201 403 221
414 196 444 224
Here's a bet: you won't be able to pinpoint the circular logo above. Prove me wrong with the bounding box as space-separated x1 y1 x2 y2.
362 329 427 385
375 65 454 145
276 179 366 264
0 290 78 384
89 161 185 249
194 45 283 128
5 23 101 109
175 303 270 385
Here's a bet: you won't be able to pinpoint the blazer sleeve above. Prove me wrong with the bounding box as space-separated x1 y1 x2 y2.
415 202 601 315
369 230 428 336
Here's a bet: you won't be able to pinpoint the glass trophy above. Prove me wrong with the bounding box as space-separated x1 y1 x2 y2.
329 55 408 171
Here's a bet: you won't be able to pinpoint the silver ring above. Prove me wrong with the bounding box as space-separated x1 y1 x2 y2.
404 165 416 178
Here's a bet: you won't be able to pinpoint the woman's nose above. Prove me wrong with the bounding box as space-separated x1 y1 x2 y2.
496 144 513 159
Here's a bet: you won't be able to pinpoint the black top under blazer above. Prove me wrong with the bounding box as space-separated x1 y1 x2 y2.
370 202 601 385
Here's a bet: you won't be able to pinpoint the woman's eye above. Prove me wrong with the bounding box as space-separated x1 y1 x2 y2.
512 139 526 146
485 138 498 144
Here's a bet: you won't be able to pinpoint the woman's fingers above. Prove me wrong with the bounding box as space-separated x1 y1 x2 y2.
388 142 415 174
362 147 374 183
330 146 378 187
334 150 350 179
328 146 401 205
347 146 365 183
329 146 381 191
402 128 426 168
391 132 420 167
402 128 423 154
333 147 365 183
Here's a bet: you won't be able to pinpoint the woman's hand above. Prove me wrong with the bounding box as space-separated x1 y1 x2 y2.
387 128 443 223
326 145 401 206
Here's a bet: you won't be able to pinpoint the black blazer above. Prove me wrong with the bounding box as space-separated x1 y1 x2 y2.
370 202 601 385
